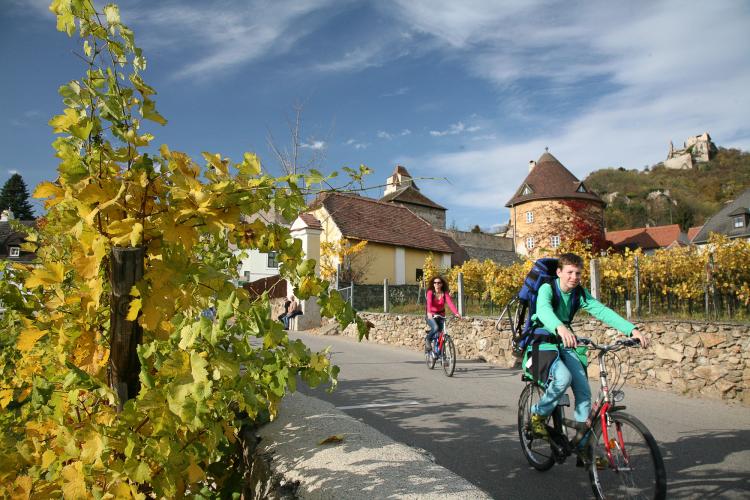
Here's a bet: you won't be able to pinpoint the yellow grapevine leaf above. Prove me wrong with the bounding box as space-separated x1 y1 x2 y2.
10 475 31 500
186 461 204 483
0 389 12 409
41 449 57 469
126 298 141 321
238 152 261 176
17 326 47 352
25 261 65 289
61 461 88 499
49 108 82 133
34 181 65 200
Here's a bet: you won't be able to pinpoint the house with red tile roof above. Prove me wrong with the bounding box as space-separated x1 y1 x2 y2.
379 165 447 229
310 192 453 284
505 151 606 256
605 223 690 254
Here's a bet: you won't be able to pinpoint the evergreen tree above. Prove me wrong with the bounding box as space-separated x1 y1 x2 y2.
0 173 35 219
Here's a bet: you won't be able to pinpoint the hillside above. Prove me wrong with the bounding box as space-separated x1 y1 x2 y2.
584 147 750 231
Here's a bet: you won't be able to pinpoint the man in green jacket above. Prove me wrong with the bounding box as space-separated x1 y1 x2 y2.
527 253 649 438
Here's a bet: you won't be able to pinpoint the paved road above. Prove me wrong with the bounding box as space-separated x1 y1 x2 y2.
294 331 750 499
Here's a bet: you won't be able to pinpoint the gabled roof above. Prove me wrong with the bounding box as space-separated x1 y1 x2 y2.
0 220 37 262
692 188 750 244
297 213 322 230
314 192 452 253
687 226 703 242
505 152 604 207
605 224 688 251
379 184 446 210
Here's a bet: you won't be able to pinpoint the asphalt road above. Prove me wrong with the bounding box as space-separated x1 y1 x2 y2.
294 331 750 499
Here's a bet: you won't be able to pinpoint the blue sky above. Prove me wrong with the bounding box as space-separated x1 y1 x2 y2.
2 0 749 230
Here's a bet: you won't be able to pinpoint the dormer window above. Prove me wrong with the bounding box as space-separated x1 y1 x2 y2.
577 184 588 193
9 247 20 258
734 216 745 229
521 184 533 196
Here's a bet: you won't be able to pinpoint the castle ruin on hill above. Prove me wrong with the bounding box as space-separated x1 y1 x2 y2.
664 132 717 169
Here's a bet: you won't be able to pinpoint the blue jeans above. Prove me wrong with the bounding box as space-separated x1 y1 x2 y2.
532 347 591 422
425 316 444 347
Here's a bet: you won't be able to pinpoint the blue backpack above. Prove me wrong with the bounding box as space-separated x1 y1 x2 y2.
511 258 583 358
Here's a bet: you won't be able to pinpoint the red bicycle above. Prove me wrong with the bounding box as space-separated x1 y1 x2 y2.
518 337 667 499
424 315 457 377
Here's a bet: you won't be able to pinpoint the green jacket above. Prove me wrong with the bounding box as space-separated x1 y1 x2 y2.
525 279 636 365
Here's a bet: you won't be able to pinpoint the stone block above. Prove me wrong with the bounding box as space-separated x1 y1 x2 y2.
653 344 683 362
693 365 727 383
684 334 702 347
700 332 727 349
655 368 672 384
683 346 697 360
715 379 735 393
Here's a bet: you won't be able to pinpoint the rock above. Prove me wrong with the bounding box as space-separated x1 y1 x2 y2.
715 379 735 393
683 346 697 360
684 334 702 347
653 344 683 362
700 332 727 349
694 365 727 383
655 368 672 384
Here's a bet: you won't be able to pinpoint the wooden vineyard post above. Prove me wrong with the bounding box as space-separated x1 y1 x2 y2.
109 246 144 411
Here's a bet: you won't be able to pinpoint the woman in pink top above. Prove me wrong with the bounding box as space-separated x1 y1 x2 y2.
425 275 461 351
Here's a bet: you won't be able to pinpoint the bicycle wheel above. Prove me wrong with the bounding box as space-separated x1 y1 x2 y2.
517 383 555 471
441 336 456 377
588 411 667 500
425 338 437 369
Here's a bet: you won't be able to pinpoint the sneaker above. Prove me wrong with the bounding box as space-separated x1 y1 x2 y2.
576 447 608 469
530 414 549 439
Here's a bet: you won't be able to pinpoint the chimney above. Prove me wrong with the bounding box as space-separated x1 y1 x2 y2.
528 161 536 172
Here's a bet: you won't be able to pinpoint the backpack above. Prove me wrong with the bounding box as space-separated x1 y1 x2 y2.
511 258 583 383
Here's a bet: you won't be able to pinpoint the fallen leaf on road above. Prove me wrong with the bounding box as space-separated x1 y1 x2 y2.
318 434 345 445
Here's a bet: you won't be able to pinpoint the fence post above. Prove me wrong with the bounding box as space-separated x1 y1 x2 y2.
457 272 465 316
383 278 389 313
590 258 601 300
109 246 144 412
350 283 354 308
634 255 640 316
626 300 632 320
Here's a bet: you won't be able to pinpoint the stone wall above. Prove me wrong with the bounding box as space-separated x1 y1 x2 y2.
319 313 750 405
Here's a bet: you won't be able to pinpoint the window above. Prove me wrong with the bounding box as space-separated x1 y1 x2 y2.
416 268 424 282
734 216 745 228
525 237 535 249
521 184 533 195
9 247 20 258
243 271 250 280
577 184 588 193
526 211 534 223
550 235 560 248
267 251 278 268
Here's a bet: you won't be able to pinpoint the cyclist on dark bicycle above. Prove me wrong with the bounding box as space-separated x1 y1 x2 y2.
425 275 461 352
526 253 649 448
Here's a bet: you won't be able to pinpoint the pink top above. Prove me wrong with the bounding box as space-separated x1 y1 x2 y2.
426 289 459 316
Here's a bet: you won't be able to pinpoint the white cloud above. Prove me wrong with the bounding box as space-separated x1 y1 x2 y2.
301 140 326 150
8 169 19 175
345 139 369 150
382 86 411 97
377 131 393 140
132 0 340 81
429 121 480 137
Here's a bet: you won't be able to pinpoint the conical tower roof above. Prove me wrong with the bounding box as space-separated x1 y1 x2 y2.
505 152 604 207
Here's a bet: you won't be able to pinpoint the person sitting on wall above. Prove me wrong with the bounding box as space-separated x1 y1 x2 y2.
278 294 302 330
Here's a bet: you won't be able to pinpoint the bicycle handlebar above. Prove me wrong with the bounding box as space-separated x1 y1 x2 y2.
576 336 641 351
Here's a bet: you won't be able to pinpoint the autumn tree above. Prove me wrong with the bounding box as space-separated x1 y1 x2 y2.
0 2 366 497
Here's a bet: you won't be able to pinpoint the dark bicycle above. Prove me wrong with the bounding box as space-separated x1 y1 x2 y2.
517 337 667 499
425 315 456 377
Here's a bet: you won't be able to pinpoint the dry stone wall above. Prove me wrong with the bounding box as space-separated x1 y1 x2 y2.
320 313 750 405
